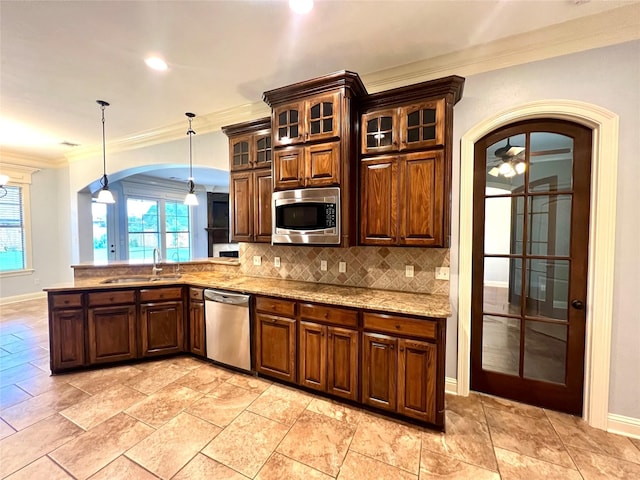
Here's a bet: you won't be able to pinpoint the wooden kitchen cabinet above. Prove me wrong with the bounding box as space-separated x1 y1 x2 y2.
362 312 443 425
87 290 137 365
224 117 273 243
49 293 85 372
139 287 185 357
298 302 359 400
188 287 205 357
360 150 444 246
273 141 340 190
254 296 297 382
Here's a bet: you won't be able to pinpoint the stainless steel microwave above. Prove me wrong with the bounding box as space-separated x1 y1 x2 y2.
272 187 340 245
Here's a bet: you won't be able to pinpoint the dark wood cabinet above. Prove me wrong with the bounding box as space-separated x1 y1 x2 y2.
87 290 137 365
49 292 85 371
188 288 205 357
362 332 397 411
139 287 184 357
254 297 297 382
273 141 340 190
223 117 273 244
397 338 437 423
298 302 359 401
360 150 444 247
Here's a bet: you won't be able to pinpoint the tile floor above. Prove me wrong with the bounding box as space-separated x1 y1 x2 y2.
1 298 639 479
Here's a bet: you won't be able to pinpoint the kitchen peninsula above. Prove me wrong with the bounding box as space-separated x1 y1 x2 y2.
46 259 450 428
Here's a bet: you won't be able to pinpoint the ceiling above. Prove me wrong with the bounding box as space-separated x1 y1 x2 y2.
1 0 637 184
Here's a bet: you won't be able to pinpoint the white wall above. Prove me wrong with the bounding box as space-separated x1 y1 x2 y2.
450 40 640 418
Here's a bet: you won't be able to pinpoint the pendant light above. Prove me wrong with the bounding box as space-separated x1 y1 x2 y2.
184 112 198 206
95 100 115 204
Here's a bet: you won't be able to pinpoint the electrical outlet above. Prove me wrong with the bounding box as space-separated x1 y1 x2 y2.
274 257 281 268
405 265 414 278
253 255 262 266
320 260 327 271
435 266 450 280
338 261 347 273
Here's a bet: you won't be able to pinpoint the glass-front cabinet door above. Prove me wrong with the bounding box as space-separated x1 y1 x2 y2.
361 108 398 155
229 135 252 171
254 132 272 168
306 93 341 143
399 99 444 150
273 102 305 146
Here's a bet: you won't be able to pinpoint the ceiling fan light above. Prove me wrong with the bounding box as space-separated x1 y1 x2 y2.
508 146 526 156
96 187 115 204
488 167 500 177
515 162 526 174
498 161 512 175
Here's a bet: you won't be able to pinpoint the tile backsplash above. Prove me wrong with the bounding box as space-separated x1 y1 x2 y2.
240 244 449 295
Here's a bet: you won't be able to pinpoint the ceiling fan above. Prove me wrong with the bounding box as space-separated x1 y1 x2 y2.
488 137 526 178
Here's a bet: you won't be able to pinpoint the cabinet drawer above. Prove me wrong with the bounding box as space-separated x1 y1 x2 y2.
363 312 436 340
88 290 135 306
51 293 83 309
255 297 296 317
299 303 358 327
189 288 203 301
140 287 183 302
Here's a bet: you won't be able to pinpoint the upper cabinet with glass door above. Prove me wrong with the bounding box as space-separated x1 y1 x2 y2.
361 99 445 155
272 93 341 147
224 117 272 172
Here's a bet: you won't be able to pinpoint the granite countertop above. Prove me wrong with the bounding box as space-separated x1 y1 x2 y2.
45 272 451 319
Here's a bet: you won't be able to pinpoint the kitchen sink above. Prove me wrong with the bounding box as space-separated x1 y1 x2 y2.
100 275 182 284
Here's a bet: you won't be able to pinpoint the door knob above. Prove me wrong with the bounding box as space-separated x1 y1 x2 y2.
571 299 585 310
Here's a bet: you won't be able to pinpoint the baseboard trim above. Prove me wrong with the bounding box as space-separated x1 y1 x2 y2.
608 413 640 440
0 291 47 306
445 377 458 395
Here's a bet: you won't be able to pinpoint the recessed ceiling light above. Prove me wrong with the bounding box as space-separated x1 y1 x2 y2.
145 57 168 71
289 0 313 14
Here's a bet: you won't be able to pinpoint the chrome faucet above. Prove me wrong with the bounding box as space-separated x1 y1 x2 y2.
152 248 163 276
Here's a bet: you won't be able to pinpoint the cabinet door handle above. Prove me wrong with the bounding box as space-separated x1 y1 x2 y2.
399 347 405 352
390 345 395 350
395 324 401 330
321 330 325 337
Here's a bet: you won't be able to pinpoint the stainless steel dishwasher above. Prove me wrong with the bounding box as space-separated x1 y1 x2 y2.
204 289 252 372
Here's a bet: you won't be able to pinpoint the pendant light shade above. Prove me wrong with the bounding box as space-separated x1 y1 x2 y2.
95 100 115 204
184 112 199 206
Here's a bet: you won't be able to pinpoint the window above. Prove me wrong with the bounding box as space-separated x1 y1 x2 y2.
126 197 191 261
0 185 26 272
92 202 109 261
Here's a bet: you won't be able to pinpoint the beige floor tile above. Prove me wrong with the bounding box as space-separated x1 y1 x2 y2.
247 383 312 426
49 413 154 479
28 356 51 373
350 413 422 474
446 392 489 424
495 447 583 480
338 450 418 480
1 383 90 430
16 373 72 397
3 455 73 480
256 452 333 480
306 397 363 426
203 410 290 478
0 414 83 478
186 384 259 427
67 364 144 394
0 363 46 388
173 452 248 479
125 384 202 428
422 410 497 472
480 393 547 419
0 346 49 371
0 384 32 409
546 409 640 464
60 384 147 430
277 409 356 477
126 412 220 479
163 354 207 371
88 456 158 480
0 417 16 440
226 372 272 393
484 406 574 468
420 451 500 479
630 437 640 451
124 362 190 394
172 364 232 393
568 445 640 480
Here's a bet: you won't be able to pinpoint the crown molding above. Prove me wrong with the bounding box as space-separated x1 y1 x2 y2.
63 3 639 165
0 150 66 169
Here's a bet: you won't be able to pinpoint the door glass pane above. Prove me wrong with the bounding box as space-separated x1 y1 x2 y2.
530 132 573 192
290 109 298 123
484 257 521 314
524 320 567 384
310 103 320 119
322 118 332 132
486 134 526 193
290 125 298 138
525 259 569 320
310 120 320 134
528 195 572 256
278 112 287 125
380 116 392 131
422 125 436 140
323 102 333 116
423 108 436 124
165 201 190 262
482 315 520 376
484 195 520 255
92 202 108 262
407 128 419 143
407 110 419 127
127 198 159 261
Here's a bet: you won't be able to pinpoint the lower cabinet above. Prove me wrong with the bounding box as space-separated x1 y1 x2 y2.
188 288 206 357
362 332 398 411
254 297 297 382
87 290 137 364
50 307 85 371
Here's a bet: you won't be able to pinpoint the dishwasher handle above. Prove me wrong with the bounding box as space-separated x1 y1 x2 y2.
204 289 250 306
